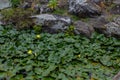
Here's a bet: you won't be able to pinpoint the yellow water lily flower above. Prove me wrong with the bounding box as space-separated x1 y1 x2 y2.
27 50 32 54
77 54 81 58
36 34 41 39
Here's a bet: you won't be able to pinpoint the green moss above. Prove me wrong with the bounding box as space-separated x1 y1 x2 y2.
69 15 80 21
1 8 34 29
0 8 14 21
53 9 68 15
80 18 90 22
33 25 42 33
65 25 75 36
106 3 116 12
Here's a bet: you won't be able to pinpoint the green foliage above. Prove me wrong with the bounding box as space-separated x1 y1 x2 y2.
48 0 58 9
10 0 21 7
65 25 75 36
53 9 68 15
0 25 120 80
33 25 42 33
1 8 33 29
81 18 90 22
69 14 80 21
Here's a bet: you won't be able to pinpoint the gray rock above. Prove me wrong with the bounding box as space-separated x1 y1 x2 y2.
39 0 49 4
68 0 101 17
113 71 120 80
114 16 120 25
21 1 52 14
22 3 52 14
91 0 103 5
110 4 120 15
88 16 120 38
103 16 120 38
32 14 72 33
0 21 2 25
58 0 68 9
22 0 48 3
88 16 109 33
39 4 53 14
0 0 11 10
74 21 94 38
104 22 120 38
21 2 32 9
113 0 120 4
91 0 113 5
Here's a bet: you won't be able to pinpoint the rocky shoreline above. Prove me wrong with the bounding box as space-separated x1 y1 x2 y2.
0 0 120 39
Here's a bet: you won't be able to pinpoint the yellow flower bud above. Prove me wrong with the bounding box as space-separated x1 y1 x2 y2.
27 50 32 54
36 34 41 39
78 54 81 58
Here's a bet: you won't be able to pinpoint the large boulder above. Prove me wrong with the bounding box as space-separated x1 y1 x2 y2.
104 18 120 38
104 22 120 37
0 0 11 10
68 0 101 17
89 16 120 38
32 14 72 33
88 16 109 33
74 21 94 38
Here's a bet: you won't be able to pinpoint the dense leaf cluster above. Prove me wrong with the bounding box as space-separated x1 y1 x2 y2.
0 25 120 80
